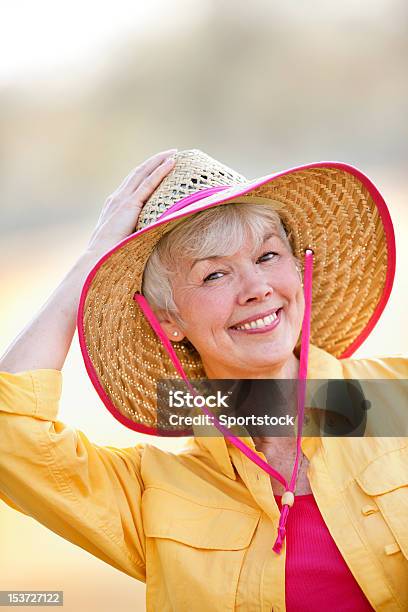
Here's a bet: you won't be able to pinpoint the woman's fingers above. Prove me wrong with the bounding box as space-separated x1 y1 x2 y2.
134 156 176 203
120 148 178 195
87 149 178 254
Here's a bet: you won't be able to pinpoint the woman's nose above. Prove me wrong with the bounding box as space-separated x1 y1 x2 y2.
237 271 274 304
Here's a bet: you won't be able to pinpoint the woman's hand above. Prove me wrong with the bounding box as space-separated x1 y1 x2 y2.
86 148 177 256
0 149 177 373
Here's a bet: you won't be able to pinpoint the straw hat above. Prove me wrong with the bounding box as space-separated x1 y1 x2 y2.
77 149 395 433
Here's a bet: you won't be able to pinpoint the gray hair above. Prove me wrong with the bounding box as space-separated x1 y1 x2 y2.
142 201 297 329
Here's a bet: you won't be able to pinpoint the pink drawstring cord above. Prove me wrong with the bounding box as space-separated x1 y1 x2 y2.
134 248 314 554
272 248 314 553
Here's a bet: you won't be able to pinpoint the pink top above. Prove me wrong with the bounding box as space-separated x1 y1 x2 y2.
275 494 374 611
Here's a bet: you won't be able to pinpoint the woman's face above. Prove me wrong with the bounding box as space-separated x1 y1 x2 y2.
164 231 305 378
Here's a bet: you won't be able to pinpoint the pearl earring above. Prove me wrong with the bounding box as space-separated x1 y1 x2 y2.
172 331 179 337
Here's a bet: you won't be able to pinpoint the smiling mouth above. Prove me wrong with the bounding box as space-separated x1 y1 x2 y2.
229 308 283 332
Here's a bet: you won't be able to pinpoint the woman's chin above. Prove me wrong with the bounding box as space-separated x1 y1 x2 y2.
237 347 295 373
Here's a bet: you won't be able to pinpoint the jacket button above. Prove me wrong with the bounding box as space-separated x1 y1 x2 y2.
384 542 400 555
361 504 377 516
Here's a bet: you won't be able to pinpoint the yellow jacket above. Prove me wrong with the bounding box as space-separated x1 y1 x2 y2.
0 345 407 611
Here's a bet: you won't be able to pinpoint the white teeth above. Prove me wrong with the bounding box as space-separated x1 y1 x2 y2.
234 310 279 330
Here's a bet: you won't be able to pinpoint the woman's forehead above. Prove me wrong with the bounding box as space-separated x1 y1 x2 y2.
182 232 284 272
159 202 291 276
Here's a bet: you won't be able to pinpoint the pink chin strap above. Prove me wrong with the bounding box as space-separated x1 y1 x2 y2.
133 249 314 554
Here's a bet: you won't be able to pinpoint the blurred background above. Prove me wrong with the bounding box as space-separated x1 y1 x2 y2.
1 0 407 610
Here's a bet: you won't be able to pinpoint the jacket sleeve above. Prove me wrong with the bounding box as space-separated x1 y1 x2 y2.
341 353 408 436
341 354 408 379
0 369 146 582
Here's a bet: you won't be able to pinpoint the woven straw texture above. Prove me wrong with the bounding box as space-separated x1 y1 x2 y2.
82 149 388 429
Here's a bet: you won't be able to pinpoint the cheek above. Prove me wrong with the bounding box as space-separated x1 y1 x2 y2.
294 285 305 326
297 290 305 318
284 274 304 317
198 299 231 330
282 269 302 299
178 290 229 331
190 291 233 335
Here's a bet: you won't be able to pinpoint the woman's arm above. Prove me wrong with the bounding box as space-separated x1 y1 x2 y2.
0 368 148 581
0 148 177 580
0 148 177 373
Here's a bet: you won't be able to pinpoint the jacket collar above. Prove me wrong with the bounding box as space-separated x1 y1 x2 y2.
192 344 344 479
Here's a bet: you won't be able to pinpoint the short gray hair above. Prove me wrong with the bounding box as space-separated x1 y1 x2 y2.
142 202 296 329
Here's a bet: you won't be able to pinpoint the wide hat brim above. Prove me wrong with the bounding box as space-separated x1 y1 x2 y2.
78 159 395 435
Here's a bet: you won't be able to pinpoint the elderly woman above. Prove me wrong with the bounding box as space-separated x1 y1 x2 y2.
0 149 407 612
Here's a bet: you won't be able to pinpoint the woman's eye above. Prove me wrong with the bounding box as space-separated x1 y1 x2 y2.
258 251 279 262
203 252 279 282
203 271 224 282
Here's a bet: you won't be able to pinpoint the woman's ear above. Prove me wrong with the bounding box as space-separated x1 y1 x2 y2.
155 309 185 342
